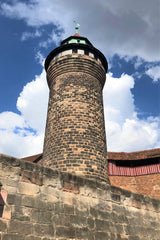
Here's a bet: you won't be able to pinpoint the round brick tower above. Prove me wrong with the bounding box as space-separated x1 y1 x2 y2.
42 34 109 183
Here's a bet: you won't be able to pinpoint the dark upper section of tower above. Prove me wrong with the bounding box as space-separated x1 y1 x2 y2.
45 35 108 73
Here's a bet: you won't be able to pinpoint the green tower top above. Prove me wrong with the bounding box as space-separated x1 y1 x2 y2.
61 35 92 46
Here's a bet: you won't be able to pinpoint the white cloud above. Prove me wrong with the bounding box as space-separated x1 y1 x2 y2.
0 129 44 159
0 112 25 130
134 57 144 70
107 117 160 152
16 69 49 133
104 73 135 124
21 29 42 41
39 30 64 48
146 65 160 82
103 73 160 152
1 0 159 61
0 69 159 158
0 70 49 158
35 51 45 66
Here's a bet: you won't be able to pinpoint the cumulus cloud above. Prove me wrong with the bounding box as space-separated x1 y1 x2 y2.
0 112 25 130
1 0 159 61
0 70 49 158
0 69 159 158
146 65 160 82
16 69 49 133
103 73 160 152
103 73 135 125
0 129 44 159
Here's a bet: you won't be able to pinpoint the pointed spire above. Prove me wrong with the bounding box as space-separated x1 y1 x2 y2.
74 21 80 35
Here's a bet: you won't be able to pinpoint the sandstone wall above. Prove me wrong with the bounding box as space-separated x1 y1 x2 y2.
0 154 160 240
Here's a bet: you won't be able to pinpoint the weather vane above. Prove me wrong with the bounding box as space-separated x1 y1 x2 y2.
74 21 80 33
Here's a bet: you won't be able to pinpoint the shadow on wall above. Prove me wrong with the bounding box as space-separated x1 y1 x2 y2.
0 182 5 217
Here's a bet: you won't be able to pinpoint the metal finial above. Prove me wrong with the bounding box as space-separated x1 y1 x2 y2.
74 21 80 33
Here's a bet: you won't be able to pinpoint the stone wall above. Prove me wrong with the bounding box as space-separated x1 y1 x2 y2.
0 154 160 240
109 174 160 200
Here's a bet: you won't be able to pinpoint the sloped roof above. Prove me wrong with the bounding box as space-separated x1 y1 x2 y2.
21 148 160 163
108 148 160 161
21 153 42 163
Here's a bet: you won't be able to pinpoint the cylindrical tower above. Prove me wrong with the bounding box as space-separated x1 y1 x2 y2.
42 34 109 183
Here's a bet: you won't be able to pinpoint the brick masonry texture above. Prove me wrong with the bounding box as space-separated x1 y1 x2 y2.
42 54 108 183
22 149 160 199
0 154 160 240
109 174 160 200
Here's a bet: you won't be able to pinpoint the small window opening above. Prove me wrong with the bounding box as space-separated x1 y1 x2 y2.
84 49 89 55
72 48 77 53
94 54 98 60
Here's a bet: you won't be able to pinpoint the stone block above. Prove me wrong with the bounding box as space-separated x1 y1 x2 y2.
9 220 32 235
56 227 75 238
128 236 140 240
75 227 92 239
87 218 94 229
40 186 60 202
12 206 31 221
94 232 109 240
62 181 79 194
18 182 39 196
90 207 98 217
77 49 84 55
2 205 11 220
54 202 64 214
25 236 41 240
70 215 87 227
61 50 72 57
22 170 43 186
2 234 24 240
95 219 110 232
31 209 52 224
63 204 74 215
6 194 16 205
6 194 22 206
98 210 110 220
53 214 71 227
0 219 7 231
21 196 36 208
33 224 54 236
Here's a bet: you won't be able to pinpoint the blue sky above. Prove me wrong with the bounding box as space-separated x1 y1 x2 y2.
0 0 159 157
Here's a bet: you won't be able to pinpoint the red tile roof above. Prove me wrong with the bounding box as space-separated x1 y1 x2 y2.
21 148 160 163
108 148 160 161
21 153 42 163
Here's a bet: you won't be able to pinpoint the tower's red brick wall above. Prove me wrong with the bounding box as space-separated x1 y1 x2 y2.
42 54 108 183
109 174 160 199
